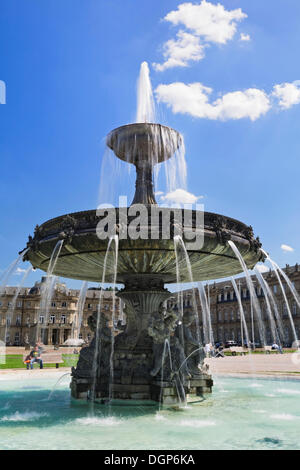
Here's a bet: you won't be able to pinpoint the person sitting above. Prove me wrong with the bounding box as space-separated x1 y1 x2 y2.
272 343 283 354
29 345 43 369
24 354 32 370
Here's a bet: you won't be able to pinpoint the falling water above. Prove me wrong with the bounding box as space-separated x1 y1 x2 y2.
228 241 266 347
158 339 168 411
36 240 64 344
108 235 119 404
260 249 298 347
158 339 186 409
173 235 203 366
0 249 28 296
230 277 252 351
262 250 300 311
4 266 33 344
71 281 89 340
47 373 71 401
162 138 187 194
135 61 187 194
197 282 214 346
136 61 156 123
90 235 118 404
254 267 284 346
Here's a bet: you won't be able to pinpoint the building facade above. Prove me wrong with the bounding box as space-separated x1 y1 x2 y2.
176 263 300 347
1 263 300 347
0 277 121 346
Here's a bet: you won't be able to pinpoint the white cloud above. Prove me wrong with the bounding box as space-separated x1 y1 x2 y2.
15 267 27 275
153 30 206 72
240 33 250 41
164 1 247 44
159 188 204 205
272 82 300 109
281 244 294 253
155 82 270 121
154 1 247 71
255 263 269 273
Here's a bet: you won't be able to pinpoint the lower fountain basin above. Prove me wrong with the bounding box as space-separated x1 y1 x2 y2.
24 208 263 283
0 373 299 450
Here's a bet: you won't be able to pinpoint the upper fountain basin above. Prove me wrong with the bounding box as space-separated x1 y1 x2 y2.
24 208 264 284
106 123 183 165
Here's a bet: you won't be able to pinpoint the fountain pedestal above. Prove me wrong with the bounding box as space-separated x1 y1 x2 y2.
70 275 213 403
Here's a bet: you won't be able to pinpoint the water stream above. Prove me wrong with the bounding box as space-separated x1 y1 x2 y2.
90 235 119 406
228 241 266 348
4 266 33 344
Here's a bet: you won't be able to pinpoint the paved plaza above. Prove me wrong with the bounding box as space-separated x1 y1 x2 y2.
206 353 300 378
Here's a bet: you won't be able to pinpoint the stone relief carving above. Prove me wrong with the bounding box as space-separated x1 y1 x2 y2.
176 310 205 377
148 303 178 377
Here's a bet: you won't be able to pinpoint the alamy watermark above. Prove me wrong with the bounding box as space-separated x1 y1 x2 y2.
96 196 205 250
0 80 6 104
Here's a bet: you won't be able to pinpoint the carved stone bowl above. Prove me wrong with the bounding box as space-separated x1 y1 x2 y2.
24 208 264 284
106 123 182 165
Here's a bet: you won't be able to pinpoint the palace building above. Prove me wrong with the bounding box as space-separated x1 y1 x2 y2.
1 263 299 347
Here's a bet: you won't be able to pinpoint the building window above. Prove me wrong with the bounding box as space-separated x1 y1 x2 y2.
17 301 22 308
51 302 56 307
39 316 44 324
62 302 67 308
104 304 109 310
61 315 66 324
273 285 278 294
14 332 20 344
88 303 92 309
79 333 83 340
283 303 288 317
293 303 297 316
26 301 31 307
218 294 222 302
6 317 11 326
16 316 21 326
50 315 56 324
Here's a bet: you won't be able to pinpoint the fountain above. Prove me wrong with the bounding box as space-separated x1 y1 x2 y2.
20 64 265 405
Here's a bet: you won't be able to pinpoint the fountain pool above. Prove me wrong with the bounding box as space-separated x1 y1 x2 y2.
0 373 299 450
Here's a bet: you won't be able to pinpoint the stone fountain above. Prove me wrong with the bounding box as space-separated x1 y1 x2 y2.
23 121 264 404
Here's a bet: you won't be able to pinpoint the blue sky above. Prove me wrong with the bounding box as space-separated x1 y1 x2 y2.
0 0 300 288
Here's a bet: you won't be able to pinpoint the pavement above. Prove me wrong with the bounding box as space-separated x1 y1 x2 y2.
206 353 300 379
0 367 71 380
1 349 300 380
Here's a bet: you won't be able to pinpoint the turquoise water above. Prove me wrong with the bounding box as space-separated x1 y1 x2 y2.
0 374 300 450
